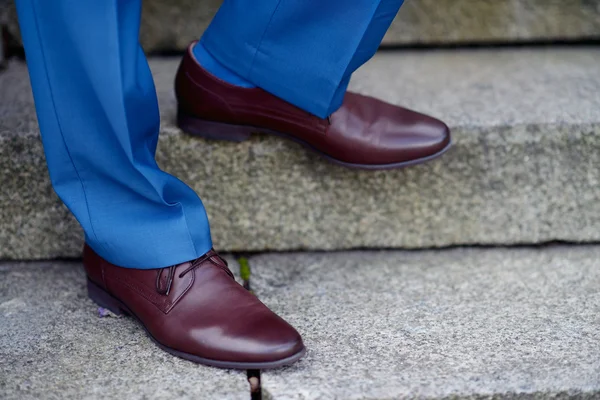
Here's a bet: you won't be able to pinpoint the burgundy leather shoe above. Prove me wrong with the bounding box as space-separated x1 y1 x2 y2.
176 42 451 170
84 245 305 369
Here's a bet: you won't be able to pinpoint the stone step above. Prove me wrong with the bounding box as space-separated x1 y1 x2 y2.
2 0 600 54
1 48 599 259
251 246 600 399
2 246 599 399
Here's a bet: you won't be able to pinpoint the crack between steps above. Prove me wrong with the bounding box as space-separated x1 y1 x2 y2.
237 255 263 400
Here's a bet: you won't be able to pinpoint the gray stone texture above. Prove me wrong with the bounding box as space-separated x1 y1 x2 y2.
0 257 250 400
2 0 600 52
1 48 600 259
250 246 600 399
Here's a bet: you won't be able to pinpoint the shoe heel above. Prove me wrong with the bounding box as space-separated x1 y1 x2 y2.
87 279 128 316
177 108 253 142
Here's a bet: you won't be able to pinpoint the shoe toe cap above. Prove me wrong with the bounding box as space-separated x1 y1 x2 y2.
415 115 451 154
238 314 305 363
181 306 305 365
342 94 452 165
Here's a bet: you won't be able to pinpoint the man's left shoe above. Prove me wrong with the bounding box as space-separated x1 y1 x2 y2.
84 245 306 369
175 42 451 170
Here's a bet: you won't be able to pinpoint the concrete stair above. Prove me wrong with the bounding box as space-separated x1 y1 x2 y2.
1 47 599 259
2 0 600 54
252 246 600 399
2 246 599 399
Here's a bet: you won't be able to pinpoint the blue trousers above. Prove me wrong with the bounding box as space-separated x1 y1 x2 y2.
15 0 404 269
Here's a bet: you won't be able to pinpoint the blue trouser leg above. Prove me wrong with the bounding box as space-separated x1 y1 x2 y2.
15 0 212 269
201 0 404 118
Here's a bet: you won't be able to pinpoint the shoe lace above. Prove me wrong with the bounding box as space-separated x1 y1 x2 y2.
155 251 234 296
179 252 234 279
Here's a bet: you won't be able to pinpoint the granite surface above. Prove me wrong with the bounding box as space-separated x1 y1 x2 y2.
250 246 600 399
0 257 250 400
1 48 599 259
2 248 599 399
2 0 600 53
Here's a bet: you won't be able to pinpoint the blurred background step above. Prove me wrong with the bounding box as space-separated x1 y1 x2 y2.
1 47 599 259
250 245 600 399
1 0 600 54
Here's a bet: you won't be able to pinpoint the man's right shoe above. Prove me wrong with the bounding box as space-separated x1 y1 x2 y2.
84 245 305 369
176 41 451 170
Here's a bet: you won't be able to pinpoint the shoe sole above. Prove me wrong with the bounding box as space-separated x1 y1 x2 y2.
177 109 452 170
87 279 306 370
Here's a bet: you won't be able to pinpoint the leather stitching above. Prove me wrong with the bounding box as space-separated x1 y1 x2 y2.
164 271 194 314
106 275 169 314
183 70 236 116
106 269 194 315
183 67 326 133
